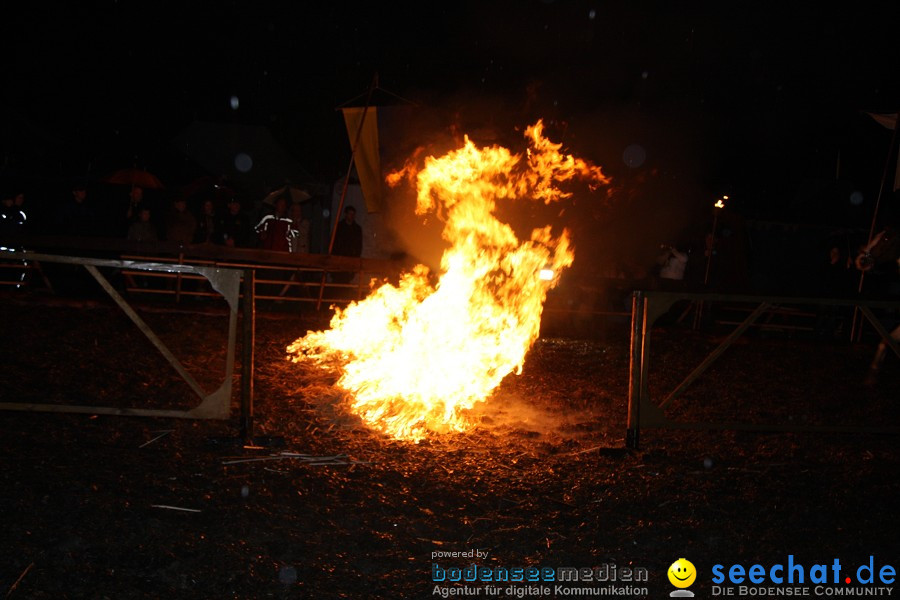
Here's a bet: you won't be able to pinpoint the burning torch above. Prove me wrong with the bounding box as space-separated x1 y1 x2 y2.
703 196 727 287
692 195 726 330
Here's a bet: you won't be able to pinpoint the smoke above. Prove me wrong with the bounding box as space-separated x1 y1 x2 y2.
466 392 610 442
375 88 589 270
375 84 720 283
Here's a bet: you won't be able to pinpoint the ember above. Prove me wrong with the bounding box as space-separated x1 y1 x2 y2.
288 121 608 441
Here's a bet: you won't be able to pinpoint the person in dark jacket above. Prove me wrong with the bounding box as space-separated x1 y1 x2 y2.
330 205 362 284
55 183 98 237
332 205 362 257
165 198 197 245
219 197 253 247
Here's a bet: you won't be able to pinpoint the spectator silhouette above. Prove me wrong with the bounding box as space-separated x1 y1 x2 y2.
815 240 853 340
330 205 362 284
275 202 314 299
56 182 97 237
127 206 158 242
1 193 29 286
332 205 362 257
194 199 218 244
1 193 26 240
255 196 292 252
656 244 690 291
289 202 310 254
219 197 252 247
165 197 197 245
12 191 31 234
124 185 145 233
122 206 159 290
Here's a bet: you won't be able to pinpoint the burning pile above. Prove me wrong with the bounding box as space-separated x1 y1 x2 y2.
288 121 608 441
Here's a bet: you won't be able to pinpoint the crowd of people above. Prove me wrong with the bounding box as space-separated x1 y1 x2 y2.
0 179 371 295
117 185 315 253
5 180 894 305
1 181 366 264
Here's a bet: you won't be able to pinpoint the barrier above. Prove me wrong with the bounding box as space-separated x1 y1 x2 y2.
0 234 403 308
626 290 900 449
0 251 241 420
119 253 377 306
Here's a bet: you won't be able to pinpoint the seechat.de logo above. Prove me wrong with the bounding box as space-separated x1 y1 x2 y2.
669 558 697 598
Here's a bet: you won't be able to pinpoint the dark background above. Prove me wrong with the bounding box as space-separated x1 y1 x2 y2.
4 1 900 278
2 6 900 595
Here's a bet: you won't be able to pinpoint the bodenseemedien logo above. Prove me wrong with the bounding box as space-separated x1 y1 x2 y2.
669 558 697 597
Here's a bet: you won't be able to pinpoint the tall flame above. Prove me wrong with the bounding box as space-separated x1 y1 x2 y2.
287 121 608 441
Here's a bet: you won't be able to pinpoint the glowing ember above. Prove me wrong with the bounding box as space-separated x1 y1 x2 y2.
287 120 609 441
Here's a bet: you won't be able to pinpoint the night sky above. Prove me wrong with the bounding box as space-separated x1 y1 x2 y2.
5 1 900 229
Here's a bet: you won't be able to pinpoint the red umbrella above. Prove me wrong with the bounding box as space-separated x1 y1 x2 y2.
101 167 165 189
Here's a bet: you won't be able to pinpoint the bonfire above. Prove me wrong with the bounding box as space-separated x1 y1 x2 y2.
288 121 608 441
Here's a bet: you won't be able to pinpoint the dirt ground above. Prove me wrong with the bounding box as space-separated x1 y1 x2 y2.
1 290 898 599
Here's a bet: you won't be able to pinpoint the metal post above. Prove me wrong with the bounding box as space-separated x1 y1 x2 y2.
316 267 328 310
638 296 652 421
626 291 645 449
175 252 184 303
240 268 255 442
851 110 900 342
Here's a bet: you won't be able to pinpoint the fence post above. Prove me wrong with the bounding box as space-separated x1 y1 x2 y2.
240 268 255 441
626 291 645 449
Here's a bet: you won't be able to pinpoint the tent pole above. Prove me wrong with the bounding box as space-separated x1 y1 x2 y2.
851 109 900 341
317 74 378 311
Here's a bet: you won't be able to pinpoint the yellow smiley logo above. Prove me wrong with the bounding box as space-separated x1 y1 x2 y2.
668 558 697 588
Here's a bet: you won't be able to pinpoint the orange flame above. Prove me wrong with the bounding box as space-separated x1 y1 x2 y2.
287 121 608 441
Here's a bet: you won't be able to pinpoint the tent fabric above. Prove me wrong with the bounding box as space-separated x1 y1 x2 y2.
867 112 897 130
342 107 383 213
866 112 900 191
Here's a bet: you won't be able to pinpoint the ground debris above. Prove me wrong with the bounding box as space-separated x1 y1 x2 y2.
1 299 899 597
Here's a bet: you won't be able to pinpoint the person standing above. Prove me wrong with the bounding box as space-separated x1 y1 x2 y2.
814 241 853 340
219 197 252 247
194 199 218 244
330 205 362 283
127 206 158 242
124 185 145 233
56 182 97 237
276 202 313 298
331 205 362 257
124 206 158 290
1 193 24 238
255 196 292 252
165 197 197 245
658 245 689 291
12 191 31 233
288 202 310 254
0 193 29 287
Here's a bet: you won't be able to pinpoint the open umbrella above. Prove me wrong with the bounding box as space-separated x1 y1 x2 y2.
262 185 311 205
101 167 165 189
